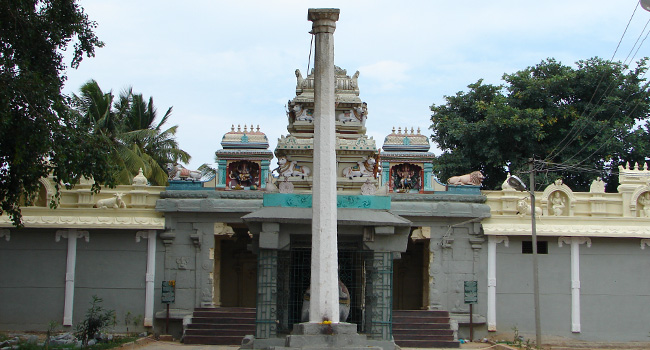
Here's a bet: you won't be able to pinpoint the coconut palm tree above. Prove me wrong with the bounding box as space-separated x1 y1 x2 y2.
72 80 190 185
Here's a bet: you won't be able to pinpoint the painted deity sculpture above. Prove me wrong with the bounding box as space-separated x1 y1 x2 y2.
228 161 259 189
392 163 422 193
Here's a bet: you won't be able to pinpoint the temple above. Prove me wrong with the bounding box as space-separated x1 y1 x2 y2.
2 8 650 350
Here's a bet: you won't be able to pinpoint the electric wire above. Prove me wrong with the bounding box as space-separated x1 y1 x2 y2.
545 1 644 162
307 33 314 77
560 68 648 166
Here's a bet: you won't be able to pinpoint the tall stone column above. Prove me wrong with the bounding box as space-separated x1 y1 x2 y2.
55 229 89 326
308 8 340 324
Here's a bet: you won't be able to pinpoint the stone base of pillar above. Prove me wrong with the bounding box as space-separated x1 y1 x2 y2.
241 323 397 350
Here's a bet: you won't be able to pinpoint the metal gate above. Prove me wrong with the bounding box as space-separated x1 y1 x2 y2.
276 240 372 334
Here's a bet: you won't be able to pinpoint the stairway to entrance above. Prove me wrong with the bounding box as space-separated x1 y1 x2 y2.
183 307 255 345
392 310 460 348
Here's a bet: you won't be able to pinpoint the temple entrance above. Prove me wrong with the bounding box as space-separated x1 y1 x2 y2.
393 238 427 310
276 239 370 334
218 230 257 307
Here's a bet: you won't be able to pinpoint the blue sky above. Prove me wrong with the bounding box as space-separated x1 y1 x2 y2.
63 1 650 170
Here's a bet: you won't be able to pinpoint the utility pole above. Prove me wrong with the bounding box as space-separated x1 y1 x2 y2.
529 158 542 347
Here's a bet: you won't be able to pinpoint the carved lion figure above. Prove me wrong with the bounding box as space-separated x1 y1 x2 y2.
447 171 485 186
516 198 542 217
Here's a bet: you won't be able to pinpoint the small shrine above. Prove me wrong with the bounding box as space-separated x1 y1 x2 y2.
380 127 435 193
215 124 274 191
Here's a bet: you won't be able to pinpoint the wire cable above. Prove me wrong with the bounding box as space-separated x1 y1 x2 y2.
545 1 643 162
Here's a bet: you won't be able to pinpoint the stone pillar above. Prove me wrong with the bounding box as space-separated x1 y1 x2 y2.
487 235 508 332
308 8 340 324
559 236 591 333
423 163 433 191
261 160 270 189
255 249 278 339
136 230 157 327
217 159 227 188
193 223 216 308
428 226 444 310
56 229 89 326
367 252 394 340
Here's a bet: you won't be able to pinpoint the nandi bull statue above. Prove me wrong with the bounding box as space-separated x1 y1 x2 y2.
447 170 485 186
94 193 127 209
300 279 351 323
167 163 202 181
342 156 376 179
274 156 311 178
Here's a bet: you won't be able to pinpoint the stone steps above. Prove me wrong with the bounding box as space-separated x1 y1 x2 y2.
392 310 460 348
183 307 255 345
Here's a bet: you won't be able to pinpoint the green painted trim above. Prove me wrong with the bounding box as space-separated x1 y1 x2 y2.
263 194 391 209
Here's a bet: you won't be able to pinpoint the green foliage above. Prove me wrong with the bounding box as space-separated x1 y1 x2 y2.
71 80 190 186
45 321 59 350
430 57 650 191
0 0 115 226
75 296 115 347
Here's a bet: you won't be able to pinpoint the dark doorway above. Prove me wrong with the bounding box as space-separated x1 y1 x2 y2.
393 238 426 310
219 231 257 307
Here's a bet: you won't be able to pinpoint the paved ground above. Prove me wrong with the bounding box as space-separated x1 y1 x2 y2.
128 338 505 350
128 338 650 350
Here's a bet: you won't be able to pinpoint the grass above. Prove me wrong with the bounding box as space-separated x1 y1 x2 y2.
1 334 140 350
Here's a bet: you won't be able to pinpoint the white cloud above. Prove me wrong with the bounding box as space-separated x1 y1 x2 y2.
358 60 409 92
61 0 649 170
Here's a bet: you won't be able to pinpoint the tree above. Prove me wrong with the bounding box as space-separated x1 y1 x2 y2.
0 0 114 226
430 57 650 191
72 80 190 186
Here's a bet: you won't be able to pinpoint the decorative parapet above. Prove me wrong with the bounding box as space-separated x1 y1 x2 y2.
0 177 165 229
483 172 650 238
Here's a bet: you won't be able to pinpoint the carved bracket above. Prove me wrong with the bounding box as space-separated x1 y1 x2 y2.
55 229 89 242
159 230 175 247
492 236 509 248
469 236 485 250
558 236 592 248
190 233 202 249
641 239 650 250
135 230 150 242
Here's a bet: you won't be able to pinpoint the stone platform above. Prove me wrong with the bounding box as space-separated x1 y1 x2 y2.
241 323 396 350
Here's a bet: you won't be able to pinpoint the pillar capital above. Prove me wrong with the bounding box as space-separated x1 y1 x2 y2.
308 8 339 34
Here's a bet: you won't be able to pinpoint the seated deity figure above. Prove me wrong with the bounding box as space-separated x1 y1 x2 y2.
639 192 650 217
551 192 565 216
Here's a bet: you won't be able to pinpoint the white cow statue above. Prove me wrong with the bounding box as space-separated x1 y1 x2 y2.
275 157 311 178
94 193 127 209
342 157 375 179
167 163 202 181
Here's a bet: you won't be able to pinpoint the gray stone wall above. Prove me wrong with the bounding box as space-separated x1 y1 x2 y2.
0 228 158 333
493 236 650 342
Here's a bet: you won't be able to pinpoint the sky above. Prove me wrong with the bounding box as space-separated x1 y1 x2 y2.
62 0 650 170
